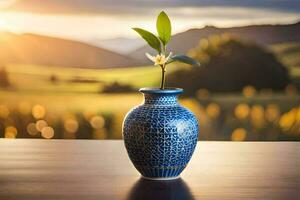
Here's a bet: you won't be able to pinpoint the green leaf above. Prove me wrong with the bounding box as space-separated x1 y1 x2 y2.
156 11 171 45
168 55 200 66
132 28 161 53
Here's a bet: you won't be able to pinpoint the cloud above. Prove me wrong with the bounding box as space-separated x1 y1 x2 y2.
2 0 300 15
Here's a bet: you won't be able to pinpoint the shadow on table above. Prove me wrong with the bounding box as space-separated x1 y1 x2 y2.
126 177 194 200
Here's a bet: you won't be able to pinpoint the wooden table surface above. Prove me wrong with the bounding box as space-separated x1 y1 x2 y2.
0 140 299 200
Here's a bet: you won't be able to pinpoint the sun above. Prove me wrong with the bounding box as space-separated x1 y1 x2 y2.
0 18 8 30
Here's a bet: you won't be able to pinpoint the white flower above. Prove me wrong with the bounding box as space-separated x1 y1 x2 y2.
146 52 172 66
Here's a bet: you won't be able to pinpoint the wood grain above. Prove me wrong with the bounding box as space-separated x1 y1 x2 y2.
0 140 299 200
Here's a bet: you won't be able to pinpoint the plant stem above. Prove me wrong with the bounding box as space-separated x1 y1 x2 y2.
160 64 166 90
160 45 167 90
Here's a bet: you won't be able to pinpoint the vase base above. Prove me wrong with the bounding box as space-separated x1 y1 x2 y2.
141 175 180 181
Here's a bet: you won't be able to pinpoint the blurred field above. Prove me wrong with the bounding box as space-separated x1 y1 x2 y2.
0 90 142 113
1 86 300 140
6 64 154 92
1 51 300 140
5 64 180 92
3 41 300 93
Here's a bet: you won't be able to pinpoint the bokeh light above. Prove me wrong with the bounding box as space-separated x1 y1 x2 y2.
5 126 17 138
231 128 247 141
64 118 79 133
279 107 299 133
0 95 299 140
41 126 55 139
206 103 220 119
36 120 48 132
265 104 280 123
27 123 39 136
90 115 105 129
32 104 46 119
243 85 256 98
83 110 96 121
250 105 265 129
235 103 250 120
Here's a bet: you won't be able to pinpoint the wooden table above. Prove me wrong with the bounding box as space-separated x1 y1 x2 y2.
0 140 299 200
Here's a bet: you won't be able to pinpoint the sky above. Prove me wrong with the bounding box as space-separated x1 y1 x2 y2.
0 0 299 42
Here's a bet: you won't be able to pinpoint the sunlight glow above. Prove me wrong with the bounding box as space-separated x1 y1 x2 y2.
0 5 299 41
0 18 7 30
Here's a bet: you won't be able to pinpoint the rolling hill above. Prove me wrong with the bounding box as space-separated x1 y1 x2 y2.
94 37 144 54
131 21 300 64
0 32 140 68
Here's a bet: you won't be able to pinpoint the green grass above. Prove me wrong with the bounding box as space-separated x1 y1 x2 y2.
5 64 180 93
1 63 180 113
1 47 299 115
1 63 299 140
4 41 300 94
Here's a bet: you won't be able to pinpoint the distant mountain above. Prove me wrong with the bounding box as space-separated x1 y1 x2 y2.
94 37 144 54
131 21 300 64
0 32 139 68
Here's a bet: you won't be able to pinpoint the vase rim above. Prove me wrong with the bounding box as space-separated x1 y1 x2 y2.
139 87 183 95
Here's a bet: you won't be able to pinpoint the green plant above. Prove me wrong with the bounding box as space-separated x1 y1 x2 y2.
133 11 200 89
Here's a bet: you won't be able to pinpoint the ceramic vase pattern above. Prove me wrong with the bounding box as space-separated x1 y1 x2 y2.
123 88 199 180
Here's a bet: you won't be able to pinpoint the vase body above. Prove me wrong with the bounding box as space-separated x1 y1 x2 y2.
123 88 199 180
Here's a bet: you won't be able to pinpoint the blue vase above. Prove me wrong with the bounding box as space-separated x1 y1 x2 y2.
123 87 199 180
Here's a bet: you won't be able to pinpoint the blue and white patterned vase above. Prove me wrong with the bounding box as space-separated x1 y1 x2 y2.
123 87 199 180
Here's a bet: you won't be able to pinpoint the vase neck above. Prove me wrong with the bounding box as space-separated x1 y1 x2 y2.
143 94 179 106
